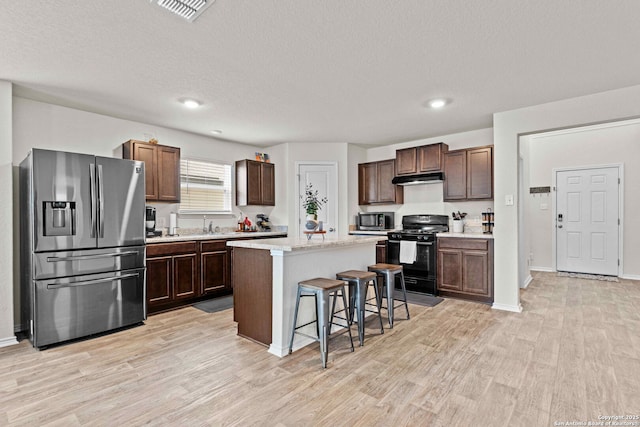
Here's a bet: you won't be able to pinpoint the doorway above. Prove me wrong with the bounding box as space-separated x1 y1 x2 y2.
555 165 621 276
296 162 338 237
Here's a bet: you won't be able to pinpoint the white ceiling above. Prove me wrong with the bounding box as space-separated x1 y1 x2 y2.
2 1 640 147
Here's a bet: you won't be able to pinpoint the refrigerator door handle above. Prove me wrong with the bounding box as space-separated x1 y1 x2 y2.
46 250 140 263
98 164 105 238
89 163 97 238
46 272 140 290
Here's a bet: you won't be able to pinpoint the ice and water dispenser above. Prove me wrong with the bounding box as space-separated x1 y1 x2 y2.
43 201 76 236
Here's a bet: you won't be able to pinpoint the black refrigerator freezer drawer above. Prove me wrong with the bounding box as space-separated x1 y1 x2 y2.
32 268 146 348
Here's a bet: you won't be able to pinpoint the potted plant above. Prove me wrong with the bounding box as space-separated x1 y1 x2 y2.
451 211 467 233
302 183 328 230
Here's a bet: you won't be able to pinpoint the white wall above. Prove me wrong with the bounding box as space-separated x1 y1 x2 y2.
0 82 17 347
361 128 495 228
494 83 640 313
523 119 640 278
518 138 531 287
347 144 367 228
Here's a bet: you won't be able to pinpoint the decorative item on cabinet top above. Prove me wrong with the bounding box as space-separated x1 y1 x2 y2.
254 152 270 163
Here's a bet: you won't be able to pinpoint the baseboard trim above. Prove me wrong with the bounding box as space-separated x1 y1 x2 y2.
521 274 533 289
0 336 18 348
14 323 25 334
620 274 640 281
492 302 523 313
529 266 555 272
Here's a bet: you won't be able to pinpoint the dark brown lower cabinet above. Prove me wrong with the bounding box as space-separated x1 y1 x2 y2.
146 240 228 314
147 256 171 305
376 240 387 263
437 237 493 304
200 240 229 295
173 254 197 299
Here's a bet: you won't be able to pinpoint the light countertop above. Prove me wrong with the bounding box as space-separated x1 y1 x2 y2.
227 234 384 252
437 232 494 239
147 230 287 244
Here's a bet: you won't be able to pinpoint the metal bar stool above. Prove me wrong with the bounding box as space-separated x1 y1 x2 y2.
367 263 410 328
288 278 354 368
333 270 384 346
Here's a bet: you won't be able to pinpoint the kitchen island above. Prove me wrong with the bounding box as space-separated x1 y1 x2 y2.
227 235 381 357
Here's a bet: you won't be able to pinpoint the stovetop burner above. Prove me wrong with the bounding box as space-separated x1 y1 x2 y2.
388 214 449 240
396 214 449 234
397 226 449 234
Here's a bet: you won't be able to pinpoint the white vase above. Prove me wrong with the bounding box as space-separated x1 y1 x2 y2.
305 214 319 231
452 219 464 233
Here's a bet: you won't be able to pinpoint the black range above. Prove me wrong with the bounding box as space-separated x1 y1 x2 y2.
386 214 449 295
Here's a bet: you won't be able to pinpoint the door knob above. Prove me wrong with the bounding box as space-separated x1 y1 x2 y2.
329 227 335 232
558 225 563 228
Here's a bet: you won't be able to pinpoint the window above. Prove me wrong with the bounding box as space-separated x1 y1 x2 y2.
179 158 232 214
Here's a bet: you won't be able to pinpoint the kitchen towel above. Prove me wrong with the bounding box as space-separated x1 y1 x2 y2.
399 240 417 264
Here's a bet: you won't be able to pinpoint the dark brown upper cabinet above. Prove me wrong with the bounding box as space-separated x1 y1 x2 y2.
358 159 404 205
123 140 181 202
236 159 275 206
395 143 448 176
443 145 493 201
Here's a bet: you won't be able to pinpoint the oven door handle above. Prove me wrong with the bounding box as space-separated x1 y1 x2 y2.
388 240 401 244
416 242 433 246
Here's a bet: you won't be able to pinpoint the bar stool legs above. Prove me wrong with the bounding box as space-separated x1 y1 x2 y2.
333 270 384 346
368 263 410 329
288 278 354 368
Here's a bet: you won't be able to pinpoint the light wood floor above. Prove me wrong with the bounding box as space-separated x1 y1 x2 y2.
1 272 639 426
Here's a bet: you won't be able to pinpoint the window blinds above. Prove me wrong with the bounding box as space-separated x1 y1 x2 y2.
179 158 232 213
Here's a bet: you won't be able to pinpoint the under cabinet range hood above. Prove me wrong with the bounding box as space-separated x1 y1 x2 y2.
392 172 444 186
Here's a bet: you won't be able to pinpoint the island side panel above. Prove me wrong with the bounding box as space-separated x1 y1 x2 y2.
233 247 273 346
269 242 377 357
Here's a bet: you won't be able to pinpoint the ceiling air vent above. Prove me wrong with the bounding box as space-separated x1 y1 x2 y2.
151 0 215 22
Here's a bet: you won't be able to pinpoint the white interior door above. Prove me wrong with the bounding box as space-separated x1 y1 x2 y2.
556 167 619 275
297 163 338 237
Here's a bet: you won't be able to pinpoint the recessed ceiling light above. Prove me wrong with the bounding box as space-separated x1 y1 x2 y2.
428 98 449 109
210 130 222 135
181 99 202 109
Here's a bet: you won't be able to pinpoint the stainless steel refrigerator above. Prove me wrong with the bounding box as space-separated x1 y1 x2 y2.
20 148 147 349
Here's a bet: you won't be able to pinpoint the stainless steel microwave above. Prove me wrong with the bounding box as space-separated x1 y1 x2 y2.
357 212 394 230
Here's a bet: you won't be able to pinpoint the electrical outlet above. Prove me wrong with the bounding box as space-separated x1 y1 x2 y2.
505 194 514 205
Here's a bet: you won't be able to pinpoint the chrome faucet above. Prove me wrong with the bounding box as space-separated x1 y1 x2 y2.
203 215 207 233
208 221 214 233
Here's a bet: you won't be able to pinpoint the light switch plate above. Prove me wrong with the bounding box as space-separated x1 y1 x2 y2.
540 203 548 210
505 194 514 205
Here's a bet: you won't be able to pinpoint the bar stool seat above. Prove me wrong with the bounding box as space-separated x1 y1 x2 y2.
288 278 354 368
368 263 410 328
333 270 384 346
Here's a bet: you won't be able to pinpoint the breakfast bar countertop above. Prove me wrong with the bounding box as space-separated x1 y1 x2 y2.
226 234 384 252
